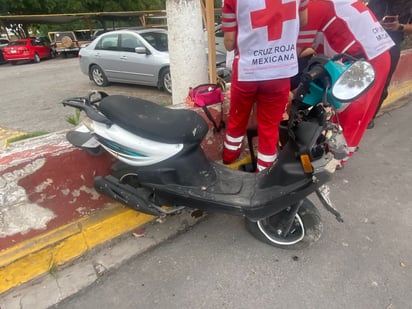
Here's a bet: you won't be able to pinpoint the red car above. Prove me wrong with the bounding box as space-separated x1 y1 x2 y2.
2 38 53 64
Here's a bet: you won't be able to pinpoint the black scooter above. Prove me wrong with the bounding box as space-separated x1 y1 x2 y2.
62 54 375 249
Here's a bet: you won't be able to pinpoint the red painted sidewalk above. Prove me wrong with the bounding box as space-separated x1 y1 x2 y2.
0 104 227 295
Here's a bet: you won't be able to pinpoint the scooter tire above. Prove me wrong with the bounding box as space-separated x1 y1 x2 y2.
245 198 323 250
112 169 140 188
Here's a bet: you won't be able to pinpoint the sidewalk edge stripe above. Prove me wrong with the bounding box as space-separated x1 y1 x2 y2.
0 203 154 295
382 81 412 110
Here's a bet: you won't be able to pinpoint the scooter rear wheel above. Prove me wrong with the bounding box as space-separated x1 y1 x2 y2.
112 169 140 188
245 198 323 250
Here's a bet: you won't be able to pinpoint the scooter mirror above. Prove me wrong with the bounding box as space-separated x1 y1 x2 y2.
88 90 109 105
331 60 375 102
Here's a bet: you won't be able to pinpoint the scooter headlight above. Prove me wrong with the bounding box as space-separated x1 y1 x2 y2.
331 60 375 102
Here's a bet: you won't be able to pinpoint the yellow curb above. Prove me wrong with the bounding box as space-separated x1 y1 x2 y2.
0 203 155 295
0 128 25 148
381 80 412 113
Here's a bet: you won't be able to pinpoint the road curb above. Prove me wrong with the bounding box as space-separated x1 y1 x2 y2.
380 80 412 114
0 209 205 308
0 202 155 295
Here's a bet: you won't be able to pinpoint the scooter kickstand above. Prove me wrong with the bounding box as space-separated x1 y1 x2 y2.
316 184 344 222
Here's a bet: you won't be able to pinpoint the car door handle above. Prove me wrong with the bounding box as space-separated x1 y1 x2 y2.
120 56 127 60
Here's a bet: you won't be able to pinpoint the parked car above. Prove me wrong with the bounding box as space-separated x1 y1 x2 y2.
30 36 57 57
48 31 91 57
79 28 226 94
0 38 9 64
73 30 92 47
91 29 112 40
2 38 53 64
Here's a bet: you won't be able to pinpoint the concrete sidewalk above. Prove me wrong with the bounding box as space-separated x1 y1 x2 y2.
1 50 411 308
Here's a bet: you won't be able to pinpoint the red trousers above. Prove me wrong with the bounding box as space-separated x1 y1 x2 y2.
223 63 290 170
336 51 391 162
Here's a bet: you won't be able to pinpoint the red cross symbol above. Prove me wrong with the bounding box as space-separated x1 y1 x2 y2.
351 2 376 21
250 0 296 41
351 1 369 13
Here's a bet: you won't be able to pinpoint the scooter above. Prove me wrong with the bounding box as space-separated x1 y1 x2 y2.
62 54 375 249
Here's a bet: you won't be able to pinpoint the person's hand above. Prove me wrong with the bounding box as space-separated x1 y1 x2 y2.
381 15 400 31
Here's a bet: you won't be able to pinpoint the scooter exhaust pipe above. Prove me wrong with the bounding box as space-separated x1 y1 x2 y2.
94 176 162 216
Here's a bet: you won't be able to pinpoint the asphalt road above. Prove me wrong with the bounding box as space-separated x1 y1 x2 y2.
52 102 412 309
0 57 172 133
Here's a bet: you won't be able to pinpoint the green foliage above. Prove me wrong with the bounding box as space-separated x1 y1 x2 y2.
0 0 59 16
48 263 58 278
1 0 165 37
65 108 81 126
402 35 412 50
0 0 164 15
7 131 49 144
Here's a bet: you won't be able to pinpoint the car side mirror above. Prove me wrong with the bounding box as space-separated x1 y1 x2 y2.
135 47 149 55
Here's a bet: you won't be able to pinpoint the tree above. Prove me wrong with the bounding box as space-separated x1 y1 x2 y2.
57 0 164 14
0 0 165 38
0 0 164 15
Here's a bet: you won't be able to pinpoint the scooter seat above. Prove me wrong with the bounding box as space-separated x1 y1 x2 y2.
99 95 209 144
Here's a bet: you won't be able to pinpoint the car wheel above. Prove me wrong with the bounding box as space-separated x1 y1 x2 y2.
159 68 172 94
90 64 109 87
33 53 41 63
11 61 18 65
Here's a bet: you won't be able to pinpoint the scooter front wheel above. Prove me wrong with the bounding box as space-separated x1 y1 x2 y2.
245 198 323 250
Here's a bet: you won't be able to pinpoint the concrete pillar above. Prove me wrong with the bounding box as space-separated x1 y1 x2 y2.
166 0 208 105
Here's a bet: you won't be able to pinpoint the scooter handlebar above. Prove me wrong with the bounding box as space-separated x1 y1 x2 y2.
300 63 326 84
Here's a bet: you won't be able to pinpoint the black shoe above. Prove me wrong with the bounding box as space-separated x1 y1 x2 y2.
367 120 375 129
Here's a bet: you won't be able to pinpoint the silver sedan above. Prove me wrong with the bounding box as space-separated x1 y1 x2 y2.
79 29 172 93
79 28 226 94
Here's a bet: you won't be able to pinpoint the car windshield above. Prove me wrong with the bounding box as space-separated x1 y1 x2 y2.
140 32 168 52
74 30 92 41
8 41 27 47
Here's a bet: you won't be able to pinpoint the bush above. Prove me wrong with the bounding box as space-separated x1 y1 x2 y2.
402 35 412 50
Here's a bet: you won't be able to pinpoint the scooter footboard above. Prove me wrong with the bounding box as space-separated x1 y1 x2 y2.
244 169 332 221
